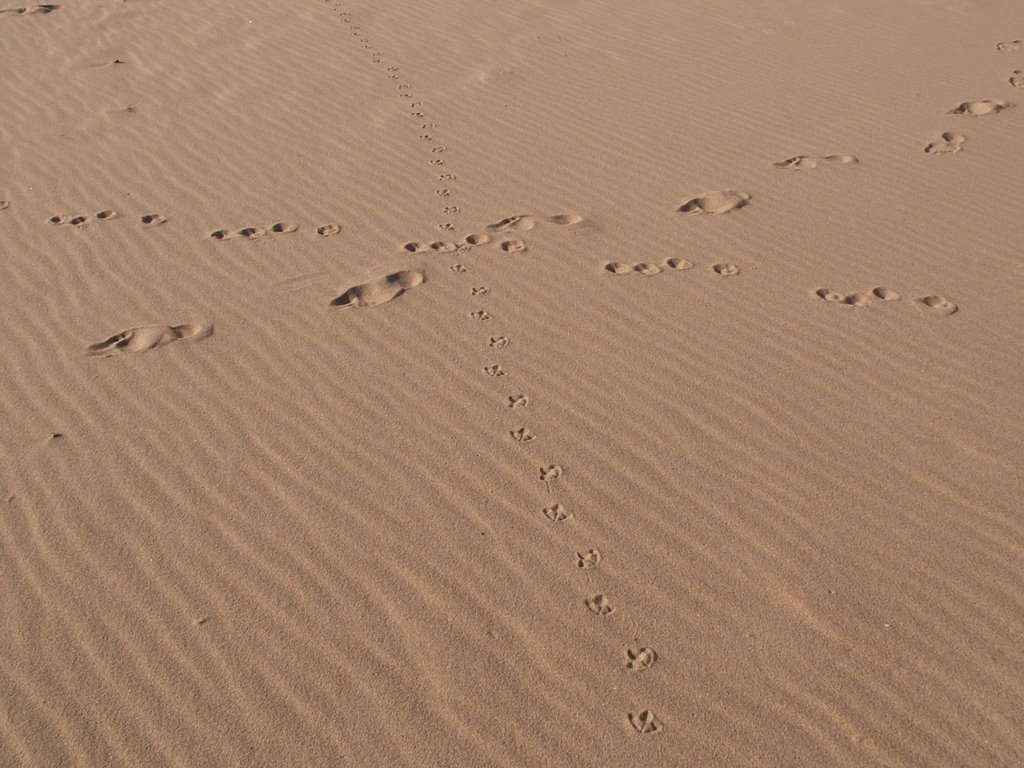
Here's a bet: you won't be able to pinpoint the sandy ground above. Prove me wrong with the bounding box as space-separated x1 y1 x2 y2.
1 0 1023 765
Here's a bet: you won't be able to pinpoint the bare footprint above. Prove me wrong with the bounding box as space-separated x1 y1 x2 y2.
665 257 694 270
330 270 424 308
237 227 265 240
712 263 740 276
317 223 341 236
815 288 869 306
773 154 858 170
403 241 429 253
576 549 601 569
543 504 571 522
463 233 490 246
947 99 1013 116
628 710 662 735
924 132 965 155
86 323 213 357
95 210 117 221
635 263 662 276
487 215 535 233
430 241 458 253
625 647 657 671
510 427 535 443
604 262 632 275
1 4 59 14
501 239 527 253
140 213 166 226
678 190 750 215
918 295 958 316
508 394 528 408
585 594 614 616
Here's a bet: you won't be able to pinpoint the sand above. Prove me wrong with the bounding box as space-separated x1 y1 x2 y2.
1 0 1023 765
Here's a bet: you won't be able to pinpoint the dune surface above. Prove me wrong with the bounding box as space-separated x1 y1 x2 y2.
1 0 1023 766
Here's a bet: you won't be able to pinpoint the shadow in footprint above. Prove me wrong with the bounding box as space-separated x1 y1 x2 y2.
330 271 424 308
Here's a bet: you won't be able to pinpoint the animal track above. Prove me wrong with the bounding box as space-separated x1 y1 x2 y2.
816 287 900 307
585 594 614 616
86 323 213 357
500 239 527 253
270 222 297 234
470 310 492 321
510 428 535 443
924 132 965 154
543 504 571 522
487 215 535 233
140 213 166 226
625 647 657 672
330 270 424 308
0 200 9 210
712 263 740 276
576 549 601 569
317 223 342 236
508 394 528 408
471 286 490 296
918 295 958 316
996 40 1023 51
539 465 562 483
488 336 509 348
49 211 117 227
947 99 1013 116
678 190 750 215
628 710 662 735
666 257 694 270
1010 71 1024 88
484 365 506 377
450 264 468 273
773 154 858 170
635 263 662 277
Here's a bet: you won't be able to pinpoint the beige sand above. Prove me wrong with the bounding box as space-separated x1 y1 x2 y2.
1 0 1023 765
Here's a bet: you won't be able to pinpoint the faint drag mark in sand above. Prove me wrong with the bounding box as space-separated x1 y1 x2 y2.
625 647 657 672
628 710 662 735
923 132 965 154
773 154 858 170
330 270 424 308
678 190 750 215
86 323 213 357
947 99 1014 116
0 4 59 15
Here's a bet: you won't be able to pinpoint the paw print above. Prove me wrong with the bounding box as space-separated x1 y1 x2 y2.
484 365 506 377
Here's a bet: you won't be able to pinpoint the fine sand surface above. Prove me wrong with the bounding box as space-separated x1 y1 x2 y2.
2 1 1023 765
